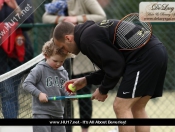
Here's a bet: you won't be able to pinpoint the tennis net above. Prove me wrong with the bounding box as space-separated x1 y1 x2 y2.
0 54 44 118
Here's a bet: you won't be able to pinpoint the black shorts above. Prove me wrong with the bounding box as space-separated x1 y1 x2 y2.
117 43 168 99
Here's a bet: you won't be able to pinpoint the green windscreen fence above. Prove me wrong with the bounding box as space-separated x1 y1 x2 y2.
0 0 175 132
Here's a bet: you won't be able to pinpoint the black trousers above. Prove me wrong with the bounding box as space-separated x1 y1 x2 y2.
72 73 92 129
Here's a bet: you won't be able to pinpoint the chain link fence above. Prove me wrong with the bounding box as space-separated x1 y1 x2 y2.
71 0 175 132
0 0 174 132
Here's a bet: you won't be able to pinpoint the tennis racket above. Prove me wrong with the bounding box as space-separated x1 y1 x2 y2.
113 13 152 50
48 94 92 101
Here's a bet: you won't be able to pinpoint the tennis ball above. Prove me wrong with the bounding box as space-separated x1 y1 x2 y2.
66 83 76 93
68 84 76 92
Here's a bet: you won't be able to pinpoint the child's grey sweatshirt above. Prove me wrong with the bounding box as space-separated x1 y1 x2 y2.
23 60 69 118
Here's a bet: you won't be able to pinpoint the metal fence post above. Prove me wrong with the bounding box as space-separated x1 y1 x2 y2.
63 58 73 132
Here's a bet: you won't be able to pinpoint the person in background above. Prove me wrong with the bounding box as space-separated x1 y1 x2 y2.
97 0 111 9
42 0 106 132
23 38 74 132
0 0 34 118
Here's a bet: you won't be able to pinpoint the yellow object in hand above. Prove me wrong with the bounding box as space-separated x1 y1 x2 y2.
68 84 76 92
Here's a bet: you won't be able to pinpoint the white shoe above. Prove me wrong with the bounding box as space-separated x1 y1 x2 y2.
108 126 119 132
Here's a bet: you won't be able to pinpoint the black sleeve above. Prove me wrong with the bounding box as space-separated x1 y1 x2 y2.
85 39 125 94
85 70 105 85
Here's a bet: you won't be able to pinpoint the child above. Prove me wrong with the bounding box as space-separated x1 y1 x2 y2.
23 38 74 132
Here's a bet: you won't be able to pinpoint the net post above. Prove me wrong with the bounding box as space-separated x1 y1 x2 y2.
63 58 73 132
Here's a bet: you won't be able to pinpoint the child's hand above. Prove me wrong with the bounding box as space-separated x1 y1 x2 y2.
39 92 48 103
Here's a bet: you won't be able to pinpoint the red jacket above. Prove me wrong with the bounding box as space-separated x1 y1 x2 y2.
0 22 25 62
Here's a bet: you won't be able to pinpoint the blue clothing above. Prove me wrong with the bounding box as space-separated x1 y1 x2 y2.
44 0 67 16
0 77 19 118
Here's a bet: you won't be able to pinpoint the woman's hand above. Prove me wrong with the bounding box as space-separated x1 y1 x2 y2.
0 0 4 10
4 0 18 10
63 16 78 25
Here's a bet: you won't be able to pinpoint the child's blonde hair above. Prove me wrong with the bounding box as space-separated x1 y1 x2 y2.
42 38 75 58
